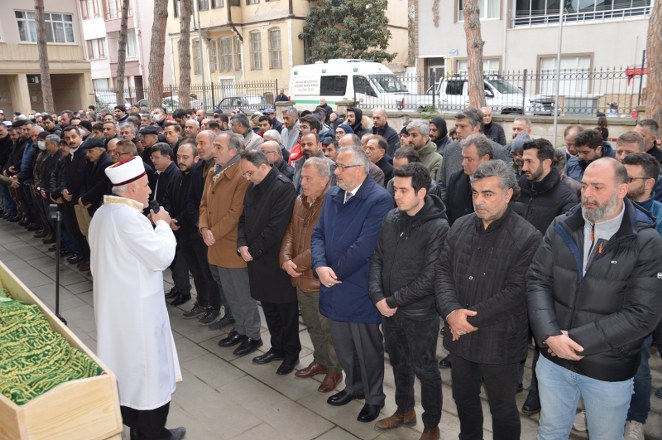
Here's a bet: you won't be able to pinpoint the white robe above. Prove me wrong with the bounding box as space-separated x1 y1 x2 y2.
89 195 181 410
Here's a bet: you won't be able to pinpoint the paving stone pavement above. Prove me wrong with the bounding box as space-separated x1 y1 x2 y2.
1 220 661 439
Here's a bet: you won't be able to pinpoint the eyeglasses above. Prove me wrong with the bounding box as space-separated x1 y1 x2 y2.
628 176 649 182
335 164 361 172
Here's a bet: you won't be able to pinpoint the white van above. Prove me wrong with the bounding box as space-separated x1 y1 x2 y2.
438 75 556 115
289 59 432 111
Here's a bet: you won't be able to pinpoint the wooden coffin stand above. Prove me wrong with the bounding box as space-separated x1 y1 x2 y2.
0 261 122 440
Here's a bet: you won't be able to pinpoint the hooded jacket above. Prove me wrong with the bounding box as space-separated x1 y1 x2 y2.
513 168 579 234
527 199 662 381
349 108 369 138
369 195 449 318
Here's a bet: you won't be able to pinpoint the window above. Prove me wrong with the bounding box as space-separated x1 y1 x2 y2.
267 28 281 69
16 11 75 43
247 0 259 4
126 28 138 58
104 0 133 20
353 76 377 97
233 36 242 71
93 78 110 91
192 39 200 75
80 0 102 19
219 37 233 71
444 80 465 95
458 0 500 20
212 0 223 7
456 58 501 73
198 0 209 10
87 38 106 59
514 0 650 25
539 55 591 95
249 31 261 70
320 76 348 96
208 39 218 72
173 0 180 17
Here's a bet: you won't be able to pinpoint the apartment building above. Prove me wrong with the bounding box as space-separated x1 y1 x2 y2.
0 0 92 114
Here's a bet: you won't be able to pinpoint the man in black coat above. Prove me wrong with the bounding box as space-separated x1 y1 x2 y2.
237 150 299 375
527 158 662 439
365 135 393 186
443 134 492 225
78 137 112 217
261 140 294 181
369 163 449 439
371 108 400 157
436 160 541 440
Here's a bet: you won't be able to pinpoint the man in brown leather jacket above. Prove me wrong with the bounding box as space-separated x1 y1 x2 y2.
279 157 343 392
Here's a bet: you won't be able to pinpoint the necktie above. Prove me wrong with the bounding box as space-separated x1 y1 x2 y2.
344 192 353 204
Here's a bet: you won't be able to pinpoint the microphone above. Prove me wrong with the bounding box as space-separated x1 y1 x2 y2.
149 200 160 213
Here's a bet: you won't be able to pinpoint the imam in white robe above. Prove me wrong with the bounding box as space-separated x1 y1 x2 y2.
89 195 181 410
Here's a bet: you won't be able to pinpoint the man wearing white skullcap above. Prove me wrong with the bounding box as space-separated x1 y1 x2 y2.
88 155 186 440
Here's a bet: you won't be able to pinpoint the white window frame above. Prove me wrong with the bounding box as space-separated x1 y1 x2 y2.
458 0 500 21
268 28 282 69
249 31 262 70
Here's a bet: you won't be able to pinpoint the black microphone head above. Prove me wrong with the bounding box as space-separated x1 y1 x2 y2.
149 200 160 213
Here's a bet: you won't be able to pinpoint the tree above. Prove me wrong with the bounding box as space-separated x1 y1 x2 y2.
148 0 169 110
300 0 395 63
462 0 486 109
646 0 661 124
177 0 193 110
115 0 130 107
35 0 54 113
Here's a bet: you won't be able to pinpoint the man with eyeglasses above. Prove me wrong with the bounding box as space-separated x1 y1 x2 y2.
312 145 393 423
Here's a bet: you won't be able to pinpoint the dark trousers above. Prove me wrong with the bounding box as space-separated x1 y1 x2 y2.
450 353 521 440
61 202 88 257
121 402 170 440
383 314 442 428
261 300 301 361
329 320 385 406
170 246 191 295
177 232 219 309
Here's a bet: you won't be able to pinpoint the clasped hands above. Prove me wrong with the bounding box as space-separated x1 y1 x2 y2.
447 308 479 341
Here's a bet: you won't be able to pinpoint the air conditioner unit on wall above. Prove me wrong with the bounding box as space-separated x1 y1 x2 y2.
27 75 40 84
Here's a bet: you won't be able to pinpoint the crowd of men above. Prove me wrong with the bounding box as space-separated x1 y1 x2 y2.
0 102 661 440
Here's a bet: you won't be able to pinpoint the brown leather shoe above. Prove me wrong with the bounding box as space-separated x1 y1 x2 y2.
295 361 327 378
374 408 416 431
317 372 343 393
419 426 440 440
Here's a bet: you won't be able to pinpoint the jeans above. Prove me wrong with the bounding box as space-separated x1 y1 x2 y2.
0 184 16 216
383 314 442 428
627 335 653 423
536 354 633 440
450 353 521 440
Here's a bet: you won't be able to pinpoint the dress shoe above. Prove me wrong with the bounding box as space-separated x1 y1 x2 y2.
318 372 343 393
252 351 285 365
42 236 55 244
165 287 179 300
67 254 84 264
295 361 327 378
521 389 540 415
438 354 451 369
168 427 186 440
419 426 440 440
8 215 21 222
169 293 191 306
374 408 416 431
357 403 384 423
18 217 29 226
218 330 246 347
327 389 364 406
276 359 298 375
77 261 90 272
233 337 263 356
33 229 49 238
59 249 72 257
26 223 41 231
208 314 235 330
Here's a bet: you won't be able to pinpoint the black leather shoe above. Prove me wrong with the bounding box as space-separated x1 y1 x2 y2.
233 337 263 356
327 390 364 406
168 427 186 440
516 382 524 394
252 351 285 365
357 403 384 423
77 261 90 272
165 287 179 299
218 330 246 347
26 222 41 231
67 254 84 264
276 359 298 375
42 236 55 244
169 293 191 306
438 354 451 369
521 389 540 415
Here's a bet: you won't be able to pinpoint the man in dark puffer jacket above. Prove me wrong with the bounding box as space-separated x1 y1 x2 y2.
527 157 662 439
369 163 449 440
436 160 541 440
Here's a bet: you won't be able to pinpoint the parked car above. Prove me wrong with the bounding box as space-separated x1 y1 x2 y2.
214 95 269 113
134 95 201 112
95 92 131 111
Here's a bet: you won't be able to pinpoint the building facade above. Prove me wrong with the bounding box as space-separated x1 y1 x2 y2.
0 0 92 114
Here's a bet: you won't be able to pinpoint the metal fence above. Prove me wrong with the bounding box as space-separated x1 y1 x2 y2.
94 80 279 113
354 66 647 117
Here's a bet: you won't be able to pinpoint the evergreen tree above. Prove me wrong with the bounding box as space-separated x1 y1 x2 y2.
300 0 396 63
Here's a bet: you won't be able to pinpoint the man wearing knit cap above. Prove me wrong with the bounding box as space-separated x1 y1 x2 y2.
89 156 186 440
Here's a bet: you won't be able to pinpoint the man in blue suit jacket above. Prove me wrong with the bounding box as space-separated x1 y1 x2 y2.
312 145 393 423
